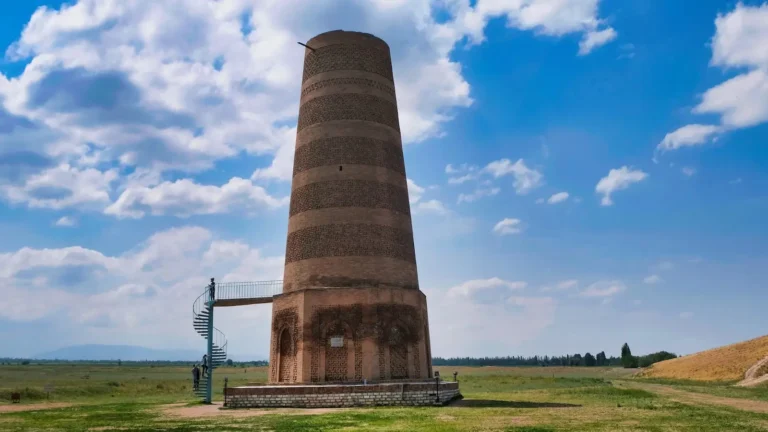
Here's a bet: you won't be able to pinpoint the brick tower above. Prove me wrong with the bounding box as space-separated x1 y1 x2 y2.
268 30 433 384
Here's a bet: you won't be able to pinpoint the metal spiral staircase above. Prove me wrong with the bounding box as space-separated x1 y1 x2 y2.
191 279 283 403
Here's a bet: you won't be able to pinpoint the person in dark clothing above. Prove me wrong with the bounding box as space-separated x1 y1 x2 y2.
192 364 200 390
202 354 208 377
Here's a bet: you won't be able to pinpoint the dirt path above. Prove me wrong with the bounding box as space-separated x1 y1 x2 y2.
160 402 349 419
737 355 768 387
0 403 73 413
624 382 768 414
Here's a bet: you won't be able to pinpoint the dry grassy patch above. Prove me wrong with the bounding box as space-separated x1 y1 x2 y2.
639 334 768 381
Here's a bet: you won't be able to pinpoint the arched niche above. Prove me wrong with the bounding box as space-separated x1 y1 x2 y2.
277 327 294 382
321 320 355 382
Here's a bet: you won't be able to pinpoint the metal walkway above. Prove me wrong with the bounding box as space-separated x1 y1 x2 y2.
191 279 282 403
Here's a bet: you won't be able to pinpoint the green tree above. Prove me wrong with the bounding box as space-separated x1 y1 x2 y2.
570 354 582 366
596 351 607 366
621 343 638 368
226 359 234 366
584 352 596 366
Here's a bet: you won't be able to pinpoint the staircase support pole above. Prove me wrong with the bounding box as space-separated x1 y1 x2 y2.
205 278 215 404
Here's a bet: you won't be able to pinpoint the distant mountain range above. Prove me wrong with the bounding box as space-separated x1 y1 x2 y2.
34 344 203 361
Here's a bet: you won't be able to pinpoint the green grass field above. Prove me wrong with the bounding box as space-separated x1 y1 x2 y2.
1 364 767 431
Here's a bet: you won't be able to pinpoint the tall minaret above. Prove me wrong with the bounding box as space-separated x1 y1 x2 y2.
268 30 432 385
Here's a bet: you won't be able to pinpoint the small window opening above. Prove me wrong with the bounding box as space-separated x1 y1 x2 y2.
339 165 343 171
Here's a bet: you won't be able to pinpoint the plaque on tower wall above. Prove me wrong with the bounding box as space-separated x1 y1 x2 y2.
330 336 344 348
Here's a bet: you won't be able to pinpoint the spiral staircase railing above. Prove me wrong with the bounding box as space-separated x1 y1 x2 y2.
191 280 282 403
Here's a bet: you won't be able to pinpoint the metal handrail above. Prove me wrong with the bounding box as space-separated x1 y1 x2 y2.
190 279 283 388
214 280 283 300
191 287 227 361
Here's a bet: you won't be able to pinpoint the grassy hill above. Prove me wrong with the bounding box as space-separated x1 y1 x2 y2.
639 335 768 382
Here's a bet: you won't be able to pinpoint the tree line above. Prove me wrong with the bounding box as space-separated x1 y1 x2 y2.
433 353 620 367
434 343 677 368
4 343 677 369
621 343 677 368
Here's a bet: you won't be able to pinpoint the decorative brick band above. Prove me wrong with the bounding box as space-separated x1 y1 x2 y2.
302 44 393 83
301 77 396 99
297 93 400 132
289 180 410 217
296 121 400 149
285 224 416 264
282 257 419 292
288 208 413 234
293 136 405 176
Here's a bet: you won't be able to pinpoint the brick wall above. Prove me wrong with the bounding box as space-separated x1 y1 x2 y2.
225 382 461 408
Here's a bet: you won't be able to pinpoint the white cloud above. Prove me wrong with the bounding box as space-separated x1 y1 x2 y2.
407 178 427 204
681 167 696 177
447 277 526 298
557 279 579 290
445 163 477 174
643 274 662 284
595 166 648 206
579 280 626 298
0 226 284 356
680 311 694 319
535 197 545 204
1 164 117 210
660 3 768 152
694 69 768 128
448 173 477 185
54 216 76 227
483 158 543 194
541 279 578 292
445 163 479 184
547 191 569 204
658 124 721 152
579 27 617 56
493 218 522 235
0 0 616 201
453 0 616 54
0 245 116 280
710 3 768 70
414 199 449 215
407 178 451 217
104 177 288 219
457 187 500 203
428 278 553 357
730 178 743 185
249 127 297 182
618 43 636 60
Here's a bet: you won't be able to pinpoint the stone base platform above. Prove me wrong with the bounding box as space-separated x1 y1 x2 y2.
224 381 461 408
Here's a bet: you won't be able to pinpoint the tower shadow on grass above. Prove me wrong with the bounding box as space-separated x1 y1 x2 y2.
453 400 581 408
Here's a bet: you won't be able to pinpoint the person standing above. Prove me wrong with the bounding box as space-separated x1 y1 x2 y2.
192 364 200 390
202 354 208 377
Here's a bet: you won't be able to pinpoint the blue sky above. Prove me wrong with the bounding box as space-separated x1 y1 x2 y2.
1 0 767 360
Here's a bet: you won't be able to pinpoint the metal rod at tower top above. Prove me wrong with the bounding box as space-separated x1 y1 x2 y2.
296 41 315 51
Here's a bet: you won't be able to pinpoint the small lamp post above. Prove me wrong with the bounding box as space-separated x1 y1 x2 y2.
434 371 440 403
